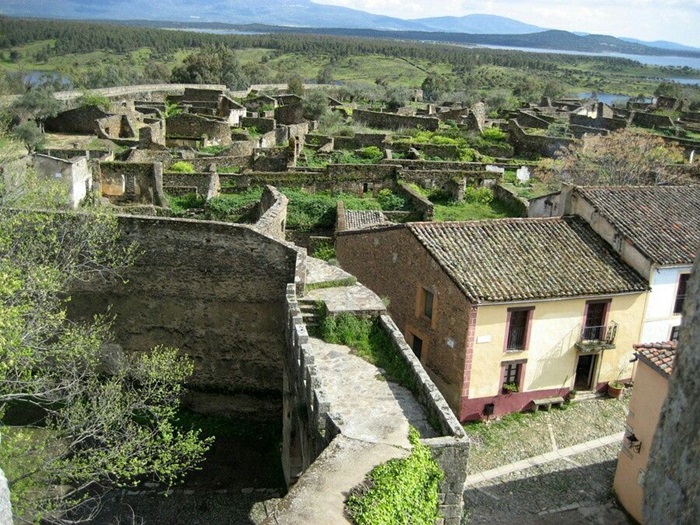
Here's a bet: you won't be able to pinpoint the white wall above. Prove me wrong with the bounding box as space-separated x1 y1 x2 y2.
640 266 690 342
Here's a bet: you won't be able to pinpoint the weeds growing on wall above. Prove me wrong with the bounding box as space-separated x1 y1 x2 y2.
169 161 195 173
346 427 443 525
319 313 415 392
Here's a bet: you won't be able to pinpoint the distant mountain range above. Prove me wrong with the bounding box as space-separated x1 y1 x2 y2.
1 0 699 58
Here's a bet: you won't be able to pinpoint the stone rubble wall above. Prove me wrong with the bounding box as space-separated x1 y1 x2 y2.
379 314 470 524
253 185 289 241
67 216 301 420
353 109 440 132
279 286 469 524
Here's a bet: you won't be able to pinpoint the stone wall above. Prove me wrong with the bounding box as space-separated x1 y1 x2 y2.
253 185 289 241
569 113 628 132
274 104 305 125
162 172 213 197
241 116 276 133
392 142 461 160
508 119 576 157
379 315 470 524
96 114 137 140
220 163 398 194
67 216 301 420
353 109 440 132
98 162 166 206
166 113 232 145
139 118 166 148
643 254 700 524
631 111 675 130
493 184 528 217
281 285 341 484
44 105 110 134
279 285 469 524
396 181 434 221
512 110 550 130
334 133 389 150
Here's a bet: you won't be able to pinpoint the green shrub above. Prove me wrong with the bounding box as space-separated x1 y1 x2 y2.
463 187 494 205
312 243 336 261
169 161 195 173
346 427 443 525
359 146 384 161
376 189 409 211
481 127 508 141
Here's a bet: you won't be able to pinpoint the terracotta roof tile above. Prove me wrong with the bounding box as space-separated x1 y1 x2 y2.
407 216 648 303
344 210 391 231
634 341 677 377
574 186 700 266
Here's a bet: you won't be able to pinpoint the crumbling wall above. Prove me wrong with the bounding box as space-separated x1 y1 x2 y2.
274 103 305 125
631 111 675 130
508 119 576 157
253 185 288 241
67 216 300 420
166 113 232 145
98 161 166 206
241 117 276 133
334 133 389 150
353 109 439 131
396 181 434 220
44 105 110 134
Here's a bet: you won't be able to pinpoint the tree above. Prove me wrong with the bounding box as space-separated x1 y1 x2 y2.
11 86 62 132
302 89 329 120
11 121 44 153
542 128 686 186
287 75 305 97
171 44 248 90
0 162 212 523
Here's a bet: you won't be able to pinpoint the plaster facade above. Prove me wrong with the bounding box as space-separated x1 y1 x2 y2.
614 356 669 524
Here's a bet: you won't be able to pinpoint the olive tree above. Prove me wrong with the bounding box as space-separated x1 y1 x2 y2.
0 161 211 524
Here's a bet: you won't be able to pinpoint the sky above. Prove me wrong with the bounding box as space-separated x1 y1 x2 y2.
314 0 700 48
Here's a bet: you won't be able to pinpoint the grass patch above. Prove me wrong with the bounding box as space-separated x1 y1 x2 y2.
346 427 443 525
319 313 415 392
463 395 630 473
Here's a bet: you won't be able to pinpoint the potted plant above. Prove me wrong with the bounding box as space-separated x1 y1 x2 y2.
502 382 518 395
607 380 625 399
567 389 578 401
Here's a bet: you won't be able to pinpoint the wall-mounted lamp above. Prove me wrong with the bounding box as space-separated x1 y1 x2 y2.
625 433 642 453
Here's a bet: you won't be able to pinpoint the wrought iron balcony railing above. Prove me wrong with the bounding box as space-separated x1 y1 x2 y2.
576 321 618 351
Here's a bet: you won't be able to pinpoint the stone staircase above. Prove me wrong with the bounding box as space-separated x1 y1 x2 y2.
298 299 322 329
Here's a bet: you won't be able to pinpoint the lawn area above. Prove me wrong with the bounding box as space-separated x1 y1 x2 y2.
432 199 518 221
463 395 629 474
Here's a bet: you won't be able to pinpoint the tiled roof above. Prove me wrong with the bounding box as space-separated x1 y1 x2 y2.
344 210 391 231
574 186 700 266
407 217 648 303
634 341 677 377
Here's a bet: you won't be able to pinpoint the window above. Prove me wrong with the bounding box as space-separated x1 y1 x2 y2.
506 308 532 351
411 334 423 359
674 273 690 314
423 289 434 319
501 360 526 392
503 363 521 384
670 325 681 342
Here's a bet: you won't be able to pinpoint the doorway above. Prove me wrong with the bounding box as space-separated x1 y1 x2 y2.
575 353 598 390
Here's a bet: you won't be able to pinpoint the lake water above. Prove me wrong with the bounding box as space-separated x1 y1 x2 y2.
473 44 700 71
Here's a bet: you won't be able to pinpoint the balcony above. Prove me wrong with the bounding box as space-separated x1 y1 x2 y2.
576 322 618 352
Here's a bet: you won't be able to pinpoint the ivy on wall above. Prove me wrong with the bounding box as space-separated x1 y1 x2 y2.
346 427 443 525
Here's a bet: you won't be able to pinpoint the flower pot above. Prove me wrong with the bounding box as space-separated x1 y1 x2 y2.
607 383 624 399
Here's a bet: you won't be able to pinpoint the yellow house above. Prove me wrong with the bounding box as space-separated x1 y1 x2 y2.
614 342 677 523
337 216 649 421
